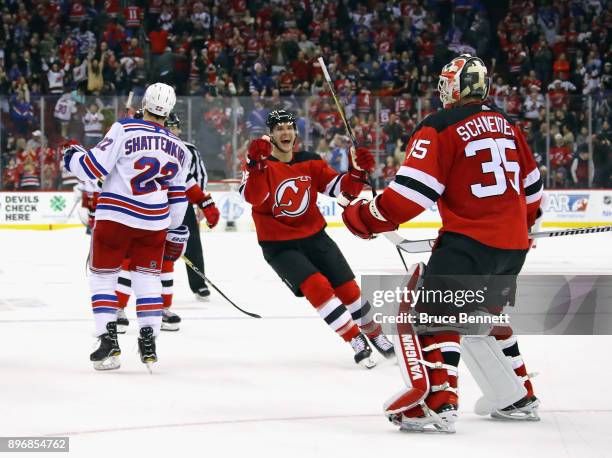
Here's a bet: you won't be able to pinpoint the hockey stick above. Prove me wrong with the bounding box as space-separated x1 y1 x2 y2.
181 255 262 318
383 225 612 254
317 57 377 198
125 91 133 117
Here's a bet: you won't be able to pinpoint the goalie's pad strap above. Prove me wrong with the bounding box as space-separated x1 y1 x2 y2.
462 336 527 412
422 342 462 352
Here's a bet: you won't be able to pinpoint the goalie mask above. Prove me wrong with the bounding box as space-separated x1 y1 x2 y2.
438 55 490 108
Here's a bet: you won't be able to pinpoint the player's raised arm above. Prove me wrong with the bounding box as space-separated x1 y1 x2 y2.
63 122 123 184
342 125 446 239
315 146 375 202
238 137 273 206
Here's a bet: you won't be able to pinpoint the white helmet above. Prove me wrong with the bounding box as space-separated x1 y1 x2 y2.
142 83 176 118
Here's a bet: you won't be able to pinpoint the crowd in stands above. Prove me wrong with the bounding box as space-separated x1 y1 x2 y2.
0 0 610 191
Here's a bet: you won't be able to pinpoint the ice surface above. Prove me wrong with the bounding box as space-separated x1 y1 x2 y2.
0 227 611 457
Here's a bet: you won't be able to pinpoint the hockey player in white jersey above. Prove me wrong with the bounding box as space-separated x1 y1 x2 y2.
63 83 191 370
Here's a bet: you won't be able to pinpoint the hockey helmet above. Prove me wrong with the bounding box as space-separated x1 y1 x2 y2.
165 112 181 129
266 109 296 130
438 54 490 108
142 82 176 117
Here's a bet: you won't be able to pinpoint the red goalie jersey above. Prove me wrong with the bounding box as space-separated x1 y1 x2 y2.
377 103 543 250
240 151 363 242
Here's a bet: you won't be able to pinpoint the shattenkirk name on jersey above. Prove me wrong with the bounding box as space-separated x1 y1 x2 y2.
124 135 187 166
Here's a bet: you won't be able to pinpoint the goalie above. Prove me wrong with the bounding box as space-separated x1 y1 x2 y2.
342 55 543 431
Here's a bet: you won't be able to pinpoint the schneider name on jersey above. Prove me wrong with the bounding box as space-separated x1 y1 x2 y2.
379 103 543 250
66 118 191 231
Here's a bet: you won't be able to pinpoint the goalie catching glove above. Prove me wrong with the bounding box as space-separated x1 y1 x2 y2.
163 225 190 262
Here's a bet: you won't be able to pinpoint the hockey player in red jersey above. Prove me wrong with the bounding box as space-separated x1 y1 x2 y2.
342 55 543 430
240 109 395 367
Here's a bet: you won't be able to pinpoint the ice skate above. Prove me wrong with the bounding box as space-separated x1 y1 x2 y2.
161 308 181 331
368 333 395 359
90 321 121 371
138 326 157 372
350 333 376 368
194 285 210 302
116 308 129 334
388 403 458 434
490 395 540 421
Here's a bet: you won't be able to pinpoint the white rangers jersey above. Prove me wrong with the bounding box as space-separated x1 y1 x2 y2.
66 118 190 230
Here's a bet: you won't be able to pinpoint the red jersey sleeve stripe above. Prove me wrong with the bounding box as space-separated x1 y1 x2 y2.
389 166 445 209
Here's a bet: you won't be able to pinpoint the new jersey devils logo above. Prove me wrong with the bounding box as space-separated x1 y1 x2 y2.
273 176 311 218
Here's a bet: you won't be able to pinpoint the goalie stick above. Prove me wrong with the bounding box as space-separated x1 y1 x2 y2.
182 255 262 319
317 56 377 197
383 225 612 254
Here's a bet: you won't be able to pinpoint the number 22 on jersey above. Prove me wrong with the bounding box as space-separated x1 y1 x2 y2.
130 157 179 195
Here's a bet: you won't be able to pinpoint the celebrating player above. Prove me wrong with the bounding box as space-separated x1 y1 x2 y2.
240 109 395 368
115 111 220 332
63 83 192 370
342 55 543 430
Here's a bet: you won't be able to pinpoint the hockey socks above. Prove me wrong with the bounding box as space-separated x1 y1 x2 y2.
300 273 360 342
489 326 535 398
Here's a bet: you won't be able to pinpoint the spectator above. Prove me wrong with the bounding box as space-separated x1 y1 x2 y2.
82 103 105 148
9 91 36 136
87 54 105 94
381 155 399 186
44 61 69 95
54 93 78 139
570 144 594 188
327 134 349 173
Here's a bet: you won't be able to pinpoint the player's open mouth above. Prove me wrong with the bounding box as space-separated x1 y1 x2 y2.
280 139 292 146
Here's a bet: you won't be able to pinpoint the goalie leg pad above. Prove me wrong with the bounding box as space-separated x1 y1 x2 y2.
385 263 461 416
462 335 528 415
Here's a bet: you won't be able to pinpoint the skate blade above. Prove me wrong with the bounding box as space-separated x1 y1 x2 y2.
145 362 153 374
161 322 180 332
117 324 128 334
93 356 121 371
391 412 457 434
491 401 541 422
195 295 210 302
358 357 377 369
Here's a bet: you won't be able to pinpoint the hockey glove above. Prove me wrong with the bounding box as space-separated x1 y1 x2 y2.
246 138 272 171
350 146 375 172
198 194 220 229
163 225 190 262
342 198 398 240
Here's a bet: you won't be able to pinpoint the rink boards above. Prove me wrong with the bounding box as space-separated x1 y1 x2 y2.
1 189 611 230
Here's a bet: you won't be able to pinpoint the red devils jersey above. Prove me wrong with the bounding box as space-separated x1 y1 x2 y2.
377 103 543 250
240 151 362 242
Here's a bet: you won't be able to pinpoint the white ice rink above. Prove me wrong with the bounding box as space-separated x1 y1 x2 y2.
1 227 611 458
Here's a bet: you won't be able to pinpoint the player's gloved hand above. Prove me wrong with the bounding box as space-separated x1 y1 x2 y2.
163 225 190 262
342 198 398 240
62 139 81 172
198 194 220 229
350 146 375 172
247 138 272 171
